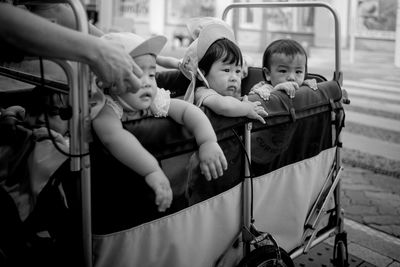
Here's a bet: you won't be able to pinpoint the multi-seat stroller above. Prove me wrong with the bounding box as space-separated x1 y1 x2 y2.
0 1 349 266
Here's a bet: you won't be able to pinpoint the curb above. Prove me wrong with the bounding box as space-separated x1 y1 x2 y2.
323 219 400 266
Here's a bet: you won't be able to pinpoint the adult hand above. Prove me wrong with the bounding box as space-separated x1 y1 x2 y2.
92 38 143 95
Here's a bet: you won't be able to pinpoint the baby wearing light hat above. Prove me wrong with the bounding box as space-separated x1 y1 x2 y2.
157 17 268 122
92 32 228 212
156 18 268 205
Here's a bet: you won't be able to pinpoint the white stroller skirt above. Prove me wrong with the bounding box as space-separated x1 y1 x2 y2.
93 147 336 267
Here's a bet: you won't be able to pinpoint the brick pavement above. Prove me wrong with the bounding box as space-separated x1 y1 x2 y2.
341 164 400 239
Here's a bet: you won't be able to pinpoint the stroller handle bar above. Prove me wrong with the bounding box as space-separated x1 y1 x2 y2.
222 1 342 85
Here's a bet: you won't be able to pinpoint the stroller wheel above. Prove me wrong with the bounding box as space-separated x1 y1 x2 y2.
237 245 294 267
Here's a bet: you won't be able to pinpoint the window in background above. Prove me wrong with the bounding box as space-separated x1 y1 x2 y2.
119 0 149 22
166 0 216 25
356 0 396 39
238 0 314 33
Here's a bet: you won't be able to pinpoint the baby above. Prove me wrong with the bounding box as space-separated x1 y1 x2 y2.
91 32 227 212
182 20 268 123
159 18 268 204
250 38 318 100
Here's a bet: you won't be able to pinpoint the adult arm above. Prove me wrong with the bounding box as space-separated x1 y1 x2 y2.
27 3 104 37
0 3 141 93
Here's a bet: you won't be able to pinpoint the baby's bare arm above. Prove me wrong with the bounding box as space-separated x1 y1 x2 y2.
93 106 172 211
168 99 228 180
203 94 267 124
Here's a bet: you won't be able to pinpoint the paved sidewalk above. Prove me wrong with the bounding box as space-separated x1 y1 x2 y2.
341 165 400 239
337 164 400 266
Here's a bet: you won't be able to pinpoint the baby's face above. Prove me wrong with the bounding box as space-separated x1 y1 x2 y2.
265 53 306 87
205 59 242 98
120 54 158 111
27 93 69 135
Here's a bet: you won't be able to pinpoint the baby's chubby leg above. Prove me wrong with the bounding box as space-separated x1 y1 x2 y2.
144 169 173 212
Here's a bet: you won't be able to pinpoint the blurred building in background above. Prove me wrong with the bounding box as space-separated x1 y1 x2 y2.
83 0 400 64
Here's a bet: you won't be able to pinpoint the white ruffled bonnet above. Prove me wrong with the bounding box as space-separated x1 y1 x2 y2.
179 17 237 103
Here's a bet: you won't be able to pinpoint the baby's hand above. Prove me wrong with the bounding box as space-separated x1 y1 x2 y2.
249 81 271 101
145 170 173 212
33 127 68 146
242 95 268 124
273 82 299 98
198 141 228 181
303 79 318 90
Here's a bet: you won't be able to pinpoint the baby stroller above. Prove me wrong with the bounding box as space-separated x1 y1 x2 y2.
89 2 348 267
0 1 349 267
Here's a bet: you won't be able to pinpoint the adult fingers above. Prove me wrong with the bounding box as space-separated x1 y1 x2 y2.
125 59 143 93
111 76 125 95
125 71 142 94
108 70 142 95
131 59 143 77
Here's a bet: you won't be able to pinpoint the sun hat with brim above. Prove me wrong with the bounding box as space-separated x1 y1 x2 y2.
92 33 167 116
102 32 167 58
179 18 237 103
186 17 233 39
